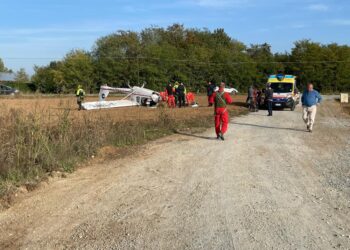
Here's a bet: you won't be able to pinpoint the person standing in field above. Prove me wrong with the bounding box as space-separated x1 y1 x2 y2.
76 85 85 111
177 82 186 108
166 83 176 108
174 82 179 106
265 83 274 116
301 83 322 133
207 81 216 107
212 82 233 141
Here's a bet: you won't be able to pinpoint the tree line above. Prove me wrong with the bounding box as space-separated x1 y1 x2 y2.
3 24 350 93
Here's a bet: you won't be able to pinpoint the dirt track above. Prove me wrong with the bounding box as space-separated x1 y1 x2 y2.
1 100 350 249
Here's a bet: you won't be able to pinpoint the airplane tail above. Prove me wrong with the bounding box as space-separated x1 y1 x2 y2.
99 85 111 101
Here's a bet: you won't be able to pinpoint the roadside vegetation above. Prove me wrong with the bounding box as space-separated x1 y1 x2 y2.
0 97 247 202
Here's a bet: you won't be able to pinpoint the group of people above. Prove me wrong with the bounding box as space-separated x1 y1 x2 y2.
75 80 323 139
165 82 188 108
247 82 322 132
209 81 322 141
247 85 263 112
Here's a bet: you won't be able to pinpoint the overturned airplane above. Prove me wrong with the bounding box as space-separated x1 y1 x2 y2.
82 84 161 110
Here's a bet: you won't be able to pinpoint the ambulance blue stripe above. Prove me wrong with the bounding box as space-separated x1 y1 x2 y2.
269 75 294 79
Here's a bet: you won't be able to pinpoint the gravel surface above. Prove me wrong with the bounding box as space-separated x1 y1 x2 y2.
0 100 349 250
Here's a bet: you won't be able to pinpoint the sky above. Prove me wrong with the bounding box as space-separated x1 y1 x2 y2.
1 0 350 74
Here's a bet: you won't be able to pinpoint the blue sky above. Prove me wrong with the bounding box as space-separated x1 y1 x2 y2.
1 0 350 74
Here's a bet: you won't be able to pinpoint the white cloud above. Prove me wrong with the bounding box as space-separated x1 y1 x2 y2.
307 4 329 11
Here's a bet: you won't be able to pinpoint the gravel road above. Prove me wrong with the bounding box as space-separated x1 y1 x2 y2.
1 100 349 250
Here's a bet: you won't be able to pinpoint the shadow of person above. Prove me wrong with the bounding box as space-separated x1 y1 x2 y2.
231 122 307 132
174 131 216 140
232 101 248 108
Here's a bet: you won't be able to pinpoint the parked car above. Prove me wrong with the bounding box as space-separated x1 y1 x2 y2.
0 84 19 95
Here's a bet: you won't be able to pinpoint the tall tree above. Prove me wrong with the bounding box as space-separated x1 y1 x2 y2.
61 50 94 92
31 25 350 93
15 68 29 83
0 58 11 72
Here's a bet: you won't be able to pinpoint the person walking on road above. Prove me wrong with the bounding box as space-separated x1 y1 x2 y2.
76 85 85 111
301 83 322 133
207 81 216 107
177 82 186 108
265 83 274 116
212 82 233 141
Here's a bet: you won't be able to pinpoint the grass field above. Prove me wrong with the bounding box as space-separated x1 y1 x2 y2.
0 94 246 121
0 94 247 202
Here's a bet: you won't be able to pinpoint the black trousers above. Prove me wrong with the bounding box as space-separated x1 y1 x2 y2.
178 94 185 108
268 100 273 116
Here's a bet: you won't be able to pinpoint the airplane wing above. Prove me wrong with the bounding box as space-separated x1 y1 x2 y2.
82 100 139 110
215 87 239 94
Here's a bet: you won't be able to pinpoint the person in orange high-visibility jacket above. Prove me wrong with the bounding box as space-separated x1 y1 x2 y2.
212 82 233 140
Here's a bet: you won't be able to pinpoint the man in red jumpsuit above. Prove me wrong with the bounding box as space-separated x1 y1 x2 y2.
212 82 233 140
165 83 175 108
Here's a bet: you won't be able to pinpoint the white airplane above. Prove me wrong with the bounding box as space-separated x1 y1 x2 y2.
215 87 239 94
82 84 161 110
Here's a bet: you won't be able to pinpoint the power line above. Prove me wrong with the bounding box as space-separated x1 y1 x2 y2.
3 56 350 66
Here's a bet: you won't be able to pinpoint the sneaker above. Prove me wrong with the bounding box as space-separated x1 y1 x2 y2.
216 135 220 140
307 125 310 130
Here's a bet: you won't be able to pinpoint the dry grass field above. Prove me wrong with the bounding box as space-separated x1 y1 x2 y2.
0 94 247 200
0 94 247 122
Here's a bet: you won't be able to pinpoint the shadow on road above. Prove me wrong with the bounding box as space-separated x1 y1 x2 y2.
174 131 216 140
231 122 307 132
248 113 268 116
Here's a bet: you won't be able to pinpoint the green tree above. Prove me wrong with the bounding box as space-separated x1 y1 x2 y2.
15 68 29 83
247 43 276 85
32 62 65 93
31 25 350 93
0 58 11 72
61 50 94 93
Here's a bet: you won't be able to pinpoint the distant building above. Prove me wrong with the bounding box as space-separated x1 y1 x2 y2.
0 72 16 83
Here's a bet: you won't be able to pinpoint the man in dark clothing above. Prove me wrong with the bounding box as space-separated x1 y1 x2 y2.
207 81 216 106
247 85 254 109
265 84 274 116
256 88 262 111
177 82 186 108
